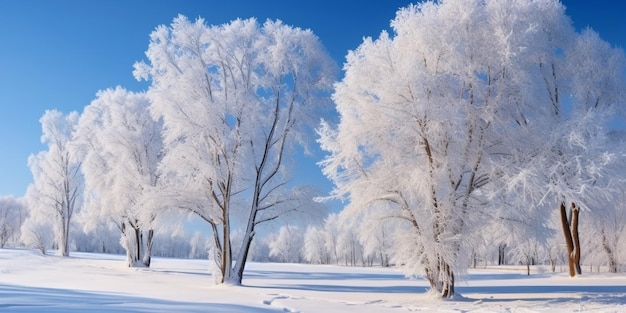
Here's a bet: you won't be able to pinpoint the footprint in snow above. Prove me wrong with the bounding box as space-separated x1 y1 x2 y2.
261 294 300 313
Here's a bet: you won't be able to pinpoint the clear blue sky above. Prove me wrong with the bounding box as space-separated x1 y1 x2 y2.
0 0 624 199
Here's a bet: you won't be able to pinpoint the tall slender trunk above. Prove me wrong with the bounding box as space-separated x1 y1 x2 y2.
221 206 232 283
210 222 223 271
571 204 581 275
559 202 575 277
59 213 70 257
231 184 260 285
135 227 142 265
232 230 254 284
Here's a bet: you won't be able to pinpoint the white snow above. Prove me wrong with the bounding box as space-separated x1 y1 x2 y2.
0 248 625 312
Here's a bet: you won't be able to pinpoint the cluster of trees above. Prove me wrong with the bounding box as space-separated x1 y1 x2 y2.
283 209 626 275
319 0 626 298
0 196 26 248
0 0 624 299
11 15 335 286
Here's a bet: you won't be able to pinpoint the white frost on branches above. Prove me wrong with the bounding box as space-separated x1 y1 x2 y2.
319 0 625 297
134 15 335 283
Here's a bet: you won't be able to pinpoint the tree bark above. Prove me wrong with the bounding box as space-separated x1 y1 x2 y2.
232 231 254 284
560 202 582 277
135 227 141 265
498 243 506 265
60 214 70 257
143 229 154 267
571 203 582 275
442 263 455 298
221 206 232 283
559 202 576 277
425 254 455 298
121 221 152 268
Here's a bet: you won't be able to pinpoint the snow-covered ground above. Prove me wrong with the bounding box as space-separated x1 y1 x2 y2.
0 248 625 312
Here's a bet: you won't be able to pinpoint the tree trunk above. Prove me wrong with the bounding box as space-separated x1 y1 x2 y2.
210 222 223 272
498 243 506 265
121 221 152 268
221 208 232 283
560 202 582 277
231 193 260 285
559 202 576 277
60 215 70 257
135 227 142 265
441 262 455 298
571 204 581 275
425 254 455 298
232 228 255 285
143 229 154 267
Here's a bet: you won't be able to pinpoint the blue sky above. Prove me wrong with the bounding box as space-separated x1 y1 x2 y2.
0 0 624 200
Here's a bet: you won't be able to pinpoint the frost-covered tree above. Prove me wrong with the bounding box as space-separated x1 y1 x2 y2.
134 15 335 283
582 137 626 274
152 233 192 258
268 225 304 263
24 110 81 257
508 238 545 276
72 224 124 255
497 27 626 278
593 195 626 273
337 223 364 267
74 87 163 267
358 208 397 267
304 225 331 264
319 0 625 297
20 214 53 254
189 232 211 259
0 196 25 247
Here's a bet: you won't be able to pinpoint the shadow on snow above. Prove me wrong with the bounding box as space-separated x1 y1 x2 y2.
243 267 626 306
0 284 277 313
243 269 407 282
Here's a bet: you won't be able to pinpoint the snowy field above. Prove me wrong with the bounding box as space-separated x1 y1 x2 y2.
0 249 625 312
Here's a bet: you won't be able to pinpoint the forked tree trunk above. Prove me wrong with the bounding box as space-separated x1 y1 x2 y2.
425 255 455 298
121 221 153 268
559 202 582 277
